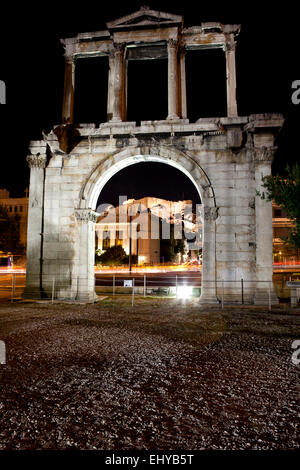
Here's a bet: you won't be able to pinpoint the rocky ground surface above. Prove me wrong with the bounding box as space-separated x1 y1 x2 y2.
0 297 299 450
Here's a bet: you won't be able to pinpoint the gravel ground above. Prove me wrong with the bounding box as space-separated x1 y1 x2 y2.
0 297 299 450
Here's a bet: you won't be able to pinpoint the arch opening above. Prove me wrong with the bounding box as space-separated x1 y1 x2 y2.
74 148 218 304
89 154 207 274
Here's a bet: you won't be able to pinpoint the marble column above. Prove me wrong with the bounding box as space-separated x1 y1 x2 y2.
254 147 278 304
111 43 125 122
225 40 238 117
62 56 75 124
23 143 47 299
199 206 219 304
75 209 99 301
167 39 179 120
180 46 187 119
107 50 115 121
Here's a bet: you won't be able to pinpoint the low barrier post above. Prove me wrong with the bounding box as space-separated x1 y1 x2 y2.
221 280 224 309
11 273 15 303
241 278 244 305
52 277 55 304
132 278 135 306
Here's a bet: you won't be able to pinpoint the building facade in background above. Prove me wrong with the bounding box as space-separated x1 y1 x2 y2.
95 197 198 264
0 189 29 249
272 202 300 266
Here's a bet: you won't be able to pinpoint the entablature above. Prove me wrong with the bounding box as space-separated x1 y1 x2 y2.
60 7 240 60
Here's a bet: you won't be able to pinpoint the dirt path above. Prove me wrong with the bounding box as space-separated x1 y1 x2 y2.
0 298 299 450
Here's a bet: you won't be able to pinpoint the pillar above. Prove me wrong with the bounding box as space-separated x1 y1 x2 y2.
75 209 99 301
23 142 47 299
180 46 187 119
225 40 238 117
62 56 75 124
254 147 278 304
167 39 179 120
111 43 125 122
199 207 219 304
107 51 115 121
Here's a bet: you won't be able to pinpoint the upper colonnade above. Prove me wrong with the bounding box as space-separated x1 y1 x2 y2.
60 6 240 124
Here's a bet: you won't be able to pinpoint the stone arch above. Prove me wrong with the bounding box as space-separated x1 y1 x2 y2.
79 145 216 211
76 145 218 304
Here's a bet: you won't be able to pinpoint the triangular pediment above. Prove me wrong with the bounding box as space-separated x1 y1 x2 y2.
106 6 183 31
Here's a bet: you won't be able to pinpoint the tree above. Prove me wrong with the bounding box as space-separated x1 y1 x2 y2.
95 245 137 266
258 163 300 249
0 204 21 253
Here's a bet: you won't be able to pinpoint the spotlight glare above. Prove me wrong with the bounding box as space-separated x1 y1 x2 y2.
177 285 193 299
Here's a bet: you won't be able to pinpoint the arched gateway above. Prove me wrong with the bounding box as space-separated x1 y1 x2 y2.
24 7 284 304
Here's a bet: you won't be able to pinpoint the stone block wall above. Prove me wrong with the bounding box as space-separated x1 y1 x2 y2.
23 115 283 303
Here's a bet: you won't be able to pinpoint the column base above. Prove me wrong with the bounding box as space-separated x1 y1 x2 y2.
166 114 180 121
109 117 122 123
199 292 219 304
76 290 96 302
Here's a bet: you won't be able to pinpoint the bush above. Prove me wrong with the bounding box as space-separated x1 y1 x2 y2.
95 245 137 266
122 254 138 265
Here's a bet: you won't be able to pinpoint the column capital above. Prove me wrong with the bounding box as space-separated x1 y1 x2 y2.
167 38 178 49
64 55 76 64
254 146 277 163
26 154 47 169
109 48 115 59
113 42 125 54
75 209 99 223
204 207 219 221
224 41 237 53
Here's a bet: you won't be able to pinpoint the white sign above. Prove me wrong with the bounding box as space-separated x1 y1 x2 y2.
124 280 133 287
0 340 6 364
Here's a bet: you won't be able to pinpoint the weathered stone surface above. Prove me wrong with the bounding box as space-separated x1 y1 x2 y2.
24 116 283 303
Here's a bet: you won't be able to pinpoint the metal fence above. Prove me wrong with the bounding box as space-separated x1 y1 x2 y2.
93 276 300 309
0 272 26 302
1 272 299 308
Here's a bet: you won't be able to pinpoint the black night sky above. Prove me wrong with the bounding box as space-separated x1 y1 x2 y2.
0 0 299 201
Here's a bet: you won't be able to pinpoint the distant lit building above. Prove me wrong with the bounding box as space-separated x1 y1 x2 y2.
95 197 200 264
0 188 29 249
272 202 300 265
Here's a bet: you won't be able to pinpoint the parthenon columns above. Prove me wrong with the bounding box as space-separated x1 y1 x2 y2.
167 39 180 120
225 39 238 117
62 56 75 124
